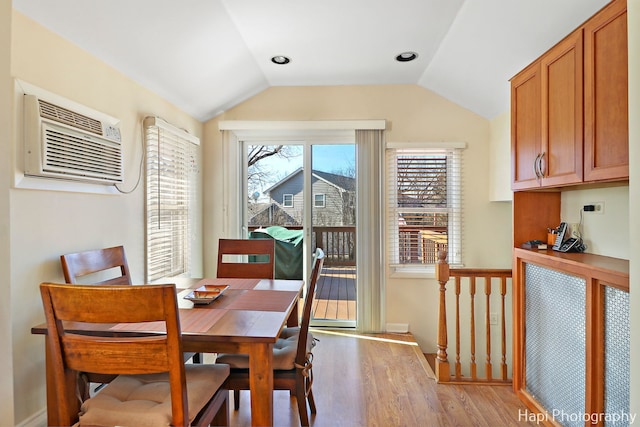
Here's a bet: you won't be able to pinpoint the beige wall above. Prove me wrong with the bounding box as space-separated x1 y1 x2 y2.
488 111 512 202
203 85 514 351
1 0 15 425
561 186 629 258
628 0 639 418
7 12 204 425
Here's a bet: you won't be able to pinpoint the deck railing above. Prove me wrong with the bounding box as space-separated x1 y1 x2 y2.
313 227 355 266
249 225 356 267
435 251 513 385
251 225 446 267
398 225 448 264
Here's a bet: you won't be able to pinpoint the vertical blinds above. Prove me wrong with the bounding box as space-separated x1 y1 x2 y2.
386 146 463 267
145 117 199 282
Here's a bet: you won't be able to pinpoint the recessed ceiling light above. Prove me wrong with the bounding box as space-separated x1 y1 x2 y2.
271 55 291 65
395 51 418 62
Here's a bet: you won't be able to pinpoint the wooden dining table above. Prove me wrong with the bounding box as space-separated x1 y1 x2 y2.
31 277 304 427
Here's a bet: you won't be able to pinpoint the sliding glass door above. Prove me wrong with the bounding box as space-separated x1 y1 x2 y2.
243 140 356 328
309 145 356 327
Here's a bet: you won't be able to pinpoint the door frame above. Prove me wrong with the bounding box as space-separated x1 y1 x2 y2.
240 134 357 328
219 120 386 332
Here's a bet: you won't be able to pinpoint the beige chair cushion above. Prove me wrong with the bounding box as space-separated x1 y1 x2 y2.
78 364 229 427
216 327 315 370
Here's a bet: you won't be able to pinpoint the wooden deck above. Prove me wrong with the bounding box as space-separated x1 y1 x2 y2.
312 266 356 321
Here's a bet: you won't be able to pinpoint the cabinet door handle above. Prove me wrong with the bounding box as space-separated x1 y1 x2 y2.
533 154 541 178
538 152 546 177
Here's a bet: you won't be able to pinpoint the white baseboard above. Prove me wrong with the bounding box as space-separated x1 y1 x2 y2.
386 323 409 333
16 408 47 427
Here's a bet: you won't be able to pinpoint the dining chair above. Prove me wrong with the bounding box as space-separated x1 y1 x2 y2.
60 245 200 394
58 245 134 394
60 245 132 285
217 238 275 279
39 282 230 427
216 248 325 426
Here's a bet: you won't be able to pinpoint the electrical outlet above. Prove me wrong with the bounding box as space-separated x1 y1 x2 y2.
591 202 604 214
489 313 498 325
584 202 604 214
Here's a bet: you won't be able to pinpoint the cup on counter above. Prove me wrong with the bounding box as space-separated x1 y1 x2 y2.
547 231 557 246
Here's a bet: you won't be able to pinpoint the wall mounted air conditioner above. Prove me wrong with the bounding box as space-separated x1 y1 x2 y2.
23 94 124 184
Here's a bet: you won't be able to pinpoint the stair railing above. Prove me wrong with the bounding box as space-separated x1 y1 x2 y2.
435 251 513 384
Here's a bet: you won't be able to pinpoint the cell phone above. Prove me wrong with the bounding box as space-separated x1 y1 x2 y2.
552 222 567 251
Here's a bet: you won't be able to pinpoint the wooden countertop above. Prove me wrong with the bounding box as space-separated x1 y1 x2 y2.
513 247 629 292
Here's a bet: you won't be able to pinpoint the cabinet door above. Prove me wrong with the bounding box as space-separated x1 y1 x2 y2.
511 62 541 190
584 0 628 182
524 264 587 427
602 285 630 419
540 30 584 187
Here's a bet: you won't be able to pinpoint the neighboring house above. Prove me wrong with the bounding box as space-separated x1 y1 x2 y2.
258 169 355 227
247 202 298 227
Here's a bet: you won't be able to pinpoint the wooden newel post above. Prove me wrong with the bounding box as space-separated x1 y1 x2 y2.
435 250 450 382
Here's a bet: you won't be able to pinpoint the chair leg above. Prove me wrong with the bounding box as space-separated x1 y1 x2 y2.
307 386 317 414
295 386 310 427
78 374 90 401
233 389 240 410
212 395 229 427
294 373 312 426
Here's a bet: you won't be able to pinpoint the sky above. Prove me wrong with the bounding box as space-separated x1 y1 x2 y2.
249 144 355 200
258 144 355 177
312 145 355 174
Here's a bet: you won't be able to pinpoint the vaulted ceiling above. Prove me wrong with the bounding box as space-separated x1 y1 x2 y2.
13 0 610 122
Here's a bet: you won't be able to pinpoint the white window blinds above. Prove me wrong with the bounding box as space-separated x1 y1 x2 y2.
144 117 199 282
386 143 464 269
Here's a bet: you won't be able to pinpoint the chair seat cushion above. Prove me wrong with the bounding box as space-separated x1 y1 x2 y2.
78 364 229 427
216 327 315 371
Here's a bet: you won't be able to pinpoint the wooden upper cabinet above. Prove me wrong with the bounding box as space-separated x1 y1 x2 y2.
584 0 628 182
510 0 628 191
511 62 541 190
540 29 584 187
511 30 583 190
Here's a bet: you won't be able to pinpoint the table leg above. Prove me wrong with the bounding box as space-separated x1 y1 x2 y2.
248 343 274 427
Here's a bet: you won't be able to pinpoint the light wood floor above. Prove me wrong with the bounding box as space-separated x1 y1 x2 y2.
227 330 537 427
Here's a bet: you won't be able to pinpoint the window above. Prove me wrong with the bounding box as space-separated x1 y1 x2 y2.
386 143 464 271
314 193 326 208
144 117 199 282
283 194 294 207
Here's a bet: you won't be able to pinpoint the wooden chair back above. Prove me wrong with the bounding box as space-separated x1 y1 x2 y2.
221 248 324 426
296 248 325 365
39 283 190 427
217 238 275 279
60 245 132 285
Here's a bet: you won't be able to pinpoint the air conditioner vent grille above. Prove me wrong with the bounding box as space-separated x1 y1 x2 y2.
23 91 123 185
41 123 123 183
39 99 103 136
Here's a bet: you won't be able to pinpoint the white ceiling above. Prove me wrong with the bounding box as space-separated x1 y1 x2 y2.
13 0 610 122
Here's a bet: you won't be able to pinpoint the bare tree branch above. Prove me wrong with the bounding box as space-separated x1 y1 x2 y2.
247 145 301 196
248 145 285 166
